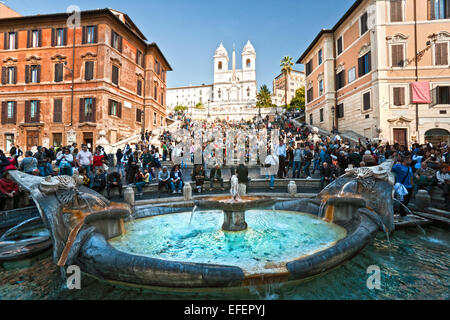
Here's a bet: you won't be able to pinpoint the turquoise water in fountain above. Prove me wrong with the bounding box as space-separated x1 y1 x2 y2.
109 210 347 274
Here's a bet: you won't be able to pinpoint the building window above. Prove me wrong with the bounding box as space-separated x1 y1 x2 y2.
318 49 323 65
27 100 40 122
360 12 369 35
154 82 158 99
26 65 41 83
390 0 404 22
31 30 40 48
319 80 324 96
309 114 313 125
218 61 223 70
57 28 65 46
6 32 17 50
112 65 119 86
155 59 161 75
109 100 122 117
52 28 67 46
82 26 98 44
53 99 63 123
247 87 251 97
337 37 343 56
337 103 344 118
246 59 251 68
435 42 449 65
53 133 63 148
429 0 450 20
336 70 345 90
54 63 64 82
307 87 314 103
136 109 142 122
393 87 406 106
437 86 450 104
391 44 405 67
358 52 371 77
137 79 142 96
153 112 157 125
306 60 313 76
111 31 123 52
363 91 371 111
85 61 94 81
348 67 356 83
80 98 95 122
136 49 143 67
320 108 324 122
1 66 17 85
87 26 96 43
1 101 16 124
218 88 222 99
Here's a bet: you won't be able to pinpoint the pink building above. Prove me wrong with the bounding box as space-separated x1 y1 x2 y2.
298 0 450 146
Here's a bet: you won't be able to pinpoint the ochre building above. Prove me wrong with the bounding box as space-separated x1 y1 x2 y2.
0 6 171 151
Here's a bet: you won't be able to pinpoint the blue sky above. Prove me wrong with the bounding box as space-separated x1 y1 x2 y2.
5 0 355 90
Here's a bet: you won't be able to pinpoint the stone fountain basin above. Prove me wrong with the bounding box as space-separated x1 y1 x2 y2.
194 196 277 212
72 198 380 290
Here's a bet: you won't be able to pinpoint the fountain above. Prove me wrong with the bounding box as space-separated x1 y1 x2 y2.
5 160 396 290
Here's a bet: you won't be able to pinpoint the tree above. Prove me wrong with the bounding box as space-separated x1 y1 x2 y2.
280 56 294 108
195 102 205 109
174 105 188 112
256 85 274 108
287 87 305 111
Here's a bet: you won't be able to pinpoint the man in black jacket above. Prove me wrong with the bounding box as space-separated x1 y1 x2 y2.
107 171 123 198
209 164 224 191
320 162 334 190
237 163 249 185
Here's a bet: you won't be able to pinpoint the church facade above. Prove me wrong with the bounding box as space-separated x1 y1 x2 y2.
168 41 272 120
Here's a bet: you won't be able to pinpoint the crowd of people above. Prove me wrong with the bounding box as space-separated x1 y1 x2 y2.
0 111 449 213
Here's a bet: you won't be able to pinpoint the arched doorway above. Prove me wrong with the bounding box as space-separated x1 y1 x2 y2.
425 128 450 146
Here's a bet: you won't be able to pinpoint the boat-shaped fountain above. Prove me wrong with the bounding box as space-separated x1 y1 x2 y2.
6 160 395 290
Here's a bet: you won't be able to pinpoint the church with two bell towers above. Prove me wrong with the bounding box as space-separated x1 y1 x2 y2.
167 41 262 120
213 41 257 106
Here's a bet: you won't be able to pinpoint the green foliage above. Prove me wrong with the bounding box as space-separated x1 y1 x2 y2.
280 56 294 107
174 105 188 112
286 87 305 111
257 85 275 108
195 102 205 109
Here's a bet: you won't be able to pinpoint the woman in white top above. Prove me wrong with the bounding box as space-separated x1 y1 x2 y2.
264 152 279 190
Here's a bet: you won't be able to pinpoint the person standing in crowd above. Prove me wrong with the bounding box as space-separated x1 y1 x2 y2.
158 166 171 193
303 145 313 179
277 139 287 179
93 147 107 173
57 148 74 176
193 164 205 193
92 168 107 193
209 163 224 191
19 151 39 175
392 154 413 217
436 164 450 210
292 143 303 179
33 147 47 177
126 150 139 185
320 162 334 189
0 171 21 210
107 171 123 198
170 165 183 194
264 150 279 190
76 144 93 177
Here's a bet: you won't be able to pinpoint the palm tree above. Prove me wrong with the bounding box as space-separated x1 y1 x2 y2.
280 56 294 109
256 85 273 108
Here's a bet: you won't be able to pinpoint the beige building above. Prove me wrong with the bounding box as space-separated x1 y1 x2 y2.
271 70 305 106
298 0 450 146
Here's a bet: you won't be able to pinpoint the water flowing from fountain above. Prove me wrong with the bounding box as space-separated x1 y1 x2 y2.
188 205 198 226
